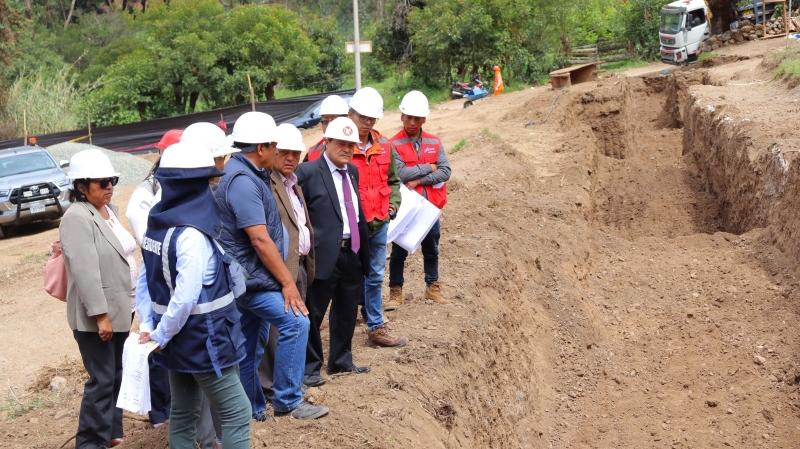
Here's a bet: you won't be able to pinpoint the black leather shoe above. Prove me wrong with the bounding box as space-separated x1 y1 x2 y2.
303 374 326 387
253 411 270 422
326 364 371 375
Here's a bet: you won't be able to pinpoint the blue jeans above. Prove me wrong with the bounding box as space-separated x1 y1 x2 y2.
389 219 440 286
362 224 388 332
237 290 309 414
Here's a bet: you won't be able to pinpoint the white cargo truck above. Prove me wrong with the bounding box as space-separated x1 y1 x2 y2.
659 0 712 65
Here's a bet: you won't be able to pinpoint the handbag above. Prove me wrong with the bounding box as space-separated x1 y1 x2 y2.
44 240 68 301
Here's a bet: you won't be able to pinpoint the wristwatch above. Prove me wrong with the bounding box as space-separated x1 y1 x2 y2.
388 209 397 220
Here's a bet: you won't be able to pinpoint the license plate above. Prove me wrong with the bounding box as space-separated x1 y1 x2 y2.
30 203 46 214
743 9 754 16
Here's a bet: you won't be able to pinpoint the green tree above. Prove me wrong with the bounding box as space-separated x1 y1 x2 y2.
221 4 319 101
617 0 671 60
295 13 348 92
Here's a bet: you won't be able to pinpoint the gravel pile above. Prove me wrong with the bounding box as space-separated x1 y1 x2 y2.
46 142 153 187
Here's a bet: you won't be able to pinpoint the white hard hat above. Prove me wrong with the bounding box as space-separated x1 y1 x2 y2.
160 142 215 169
399 90 430 118
229 112 277 145
67 149 120 180
348 87 384 119
181 122 240 158
324 117 360 143
319 95 350 116
275 124 305 152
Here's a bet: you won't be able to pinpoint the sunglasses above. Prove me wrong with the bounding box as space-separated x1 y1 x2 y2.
89 177 119 189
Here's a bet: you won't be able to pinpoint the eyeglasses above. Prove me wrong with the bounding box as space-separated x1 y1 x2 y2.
352 111 377 125
89 177 119 189
320 119 331 126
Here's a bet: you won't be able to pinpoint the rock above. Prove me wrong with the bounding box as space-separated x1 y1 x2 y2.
303 387 326 405
50 376 67 391
712 44 720 50
54 410 71 420
756 30 764 37
703 45 712 52
29 418 38 424
705 400 718 407
742 25 753 33
756 23 764 30
769 375 778 382
754 355 766 365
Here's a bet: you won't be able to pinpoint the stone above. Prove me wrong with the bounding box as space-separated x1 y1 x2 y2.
742 25 753 33
705 400 718 407
54 410 71 420
703 45 712 52
712 44 720 50
756 23 764 30
756 30 764 37
50 376 67 391
754 355 766 365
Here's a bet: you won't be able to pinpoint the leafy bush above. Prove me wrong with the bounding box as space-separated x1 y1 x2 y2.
617 0 672 61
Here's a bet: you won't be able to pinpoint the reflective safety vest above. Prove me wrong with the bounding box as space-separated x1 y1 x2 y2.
142 226 245 377
305 138 325 162
390 129 447 209
351 131 393 222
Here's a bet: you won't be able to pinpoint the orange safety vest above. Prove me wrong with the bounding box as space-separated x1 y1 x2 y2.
351 130 393 222
306 138 325 162
390 129 447 209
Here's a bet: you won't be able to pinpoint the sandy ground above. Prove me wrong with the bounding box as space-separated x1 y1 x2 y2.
2 36 800 448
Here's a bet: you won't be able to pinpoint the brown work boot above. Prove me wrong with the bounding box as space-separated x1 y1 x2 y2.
367 324 408 348
425 281 451 305
384 286 403 311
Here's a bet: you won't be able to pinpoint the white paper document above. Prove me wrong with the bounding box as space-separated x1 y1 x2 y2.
388 185 442 253
117 333 159 415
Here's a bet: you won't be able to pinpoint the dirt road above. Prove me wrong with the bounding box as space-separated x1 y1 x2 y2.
2 37 800 448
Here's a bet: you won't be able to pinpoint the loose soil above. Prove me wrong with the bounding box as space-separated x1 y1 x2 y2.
2 38 800 448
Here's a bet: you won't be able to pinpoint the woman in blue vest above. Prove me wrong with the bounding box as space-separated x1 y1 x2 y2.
137 141 251 448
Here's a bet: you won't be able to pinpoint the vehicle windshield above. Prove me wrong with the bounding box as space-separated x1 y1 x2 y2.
0 152 56 177
660 12 684 34
299 102 321 118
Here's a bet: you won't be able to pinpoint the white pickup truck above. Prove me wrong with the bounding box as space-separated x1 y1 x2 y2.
659 0 712 65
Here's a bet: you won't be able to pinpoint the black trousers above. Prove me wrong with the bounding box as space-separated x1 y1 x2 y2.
148 356 171 425
73 330 128 449
304 248 363 376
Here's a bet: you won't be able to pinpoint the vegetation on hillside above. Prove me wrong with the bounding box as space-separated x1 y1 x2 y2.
0 0 673 139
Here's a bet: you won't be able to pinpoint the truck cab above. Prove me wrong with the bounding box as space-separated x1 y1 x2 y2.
660 0 711 65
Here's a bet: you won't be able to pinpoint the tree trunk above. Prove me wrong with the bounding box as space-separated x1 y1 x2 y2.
265 81 277 101
24 0 31 12
189 92 200 113
63 0 76 30
137 102 147 119
122 0 128 11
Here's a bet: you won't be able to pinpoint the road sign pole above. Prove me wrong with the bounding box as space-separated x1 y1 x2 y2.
353 0 361 91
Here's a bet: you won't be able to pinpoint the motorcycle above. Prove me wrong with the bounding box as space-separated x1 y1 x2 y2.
451 74 484 99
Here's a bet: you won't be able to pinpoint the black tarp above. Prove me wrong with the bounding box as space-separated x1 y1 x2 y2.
0 89 354 153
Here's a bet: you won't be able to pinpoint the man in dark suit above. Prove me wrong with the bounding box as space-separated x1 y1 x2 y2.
296 117 371 387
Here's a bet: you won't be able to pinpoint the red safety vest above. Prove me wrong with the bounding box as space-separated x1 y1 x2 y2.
390 129 447 209
306 138 325 162
351 130 393 222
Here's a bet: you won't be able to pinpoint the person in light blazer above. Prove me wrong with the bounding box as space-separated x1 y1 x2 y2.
60 149 135 449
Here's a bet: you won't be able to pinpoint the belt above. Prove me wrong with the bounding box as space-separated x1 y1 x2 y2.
340 238 351 248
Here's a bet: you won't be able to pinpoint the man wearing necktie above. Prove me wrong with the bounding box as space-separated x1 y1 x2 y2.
295 117 371 387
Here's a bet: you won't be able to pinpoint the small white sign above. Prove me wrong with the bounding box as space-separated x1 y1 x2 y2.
30 203 46 214
345 41 373 53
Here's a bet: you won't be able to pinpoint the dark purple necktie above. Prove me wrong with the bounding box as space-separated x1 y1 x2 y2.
337 169 360 253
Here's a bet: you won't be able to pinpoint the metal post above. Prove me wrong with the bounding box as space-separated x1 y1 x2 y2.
353 0 362 91
23 108 27 146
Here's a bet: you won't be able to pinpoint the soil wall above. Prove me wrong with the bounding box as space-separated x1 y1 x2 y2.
682 82 800 260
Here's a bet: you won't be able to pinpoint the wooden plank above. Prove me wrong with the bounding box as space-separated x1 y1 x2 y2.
597 44 628 51
571 48 599 54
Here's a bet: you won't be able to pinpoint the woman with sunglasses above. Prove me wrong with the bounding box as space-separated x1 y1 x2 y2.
60 149 136 449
